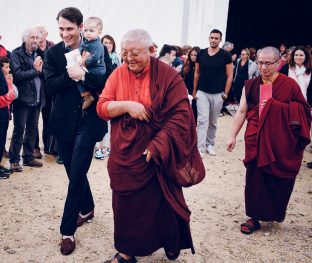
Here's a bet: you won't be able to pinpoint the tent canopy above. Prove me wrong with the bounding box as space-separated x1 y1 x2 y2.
0 0 229 52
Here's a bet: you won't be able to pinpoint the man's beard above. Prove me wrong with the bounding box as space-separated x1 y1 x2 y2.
30 44 38 51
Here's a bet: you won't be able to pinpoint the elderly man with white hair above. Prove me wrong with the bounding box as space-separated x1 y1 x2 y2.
97 28 205 263
35 26 54 51
9 27 45 172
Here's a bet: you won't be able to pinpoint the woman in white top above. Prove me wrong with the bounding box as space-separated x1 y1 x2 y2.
280 46 312 103
280 46 312 168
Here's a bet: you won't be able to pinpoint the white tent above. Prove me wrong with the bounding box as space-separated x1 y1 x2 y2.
0 0 230 52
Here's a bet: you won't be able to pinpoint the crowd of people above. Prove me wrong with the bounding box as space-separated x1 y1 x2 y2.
0 6 311 262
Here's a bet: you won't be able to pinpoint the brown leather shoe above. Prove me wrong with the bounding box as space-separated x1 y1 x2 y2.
23 159 43 167
60 237 75 255
77 210 94 227
10 162 23 172
33 148 42 159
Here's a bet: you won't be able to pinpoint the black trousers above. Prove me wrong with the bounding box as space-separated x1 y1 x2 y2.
35 95 52 152
58 121 96 236
0 120 9 163
9 104 41 163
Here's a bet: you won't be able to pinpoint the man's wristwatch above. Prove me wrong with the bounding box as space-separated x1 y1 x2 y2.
221 92 228 100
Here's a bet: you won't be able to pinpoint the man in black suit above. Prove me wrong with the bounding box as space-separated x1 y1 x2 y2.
43 7 107 255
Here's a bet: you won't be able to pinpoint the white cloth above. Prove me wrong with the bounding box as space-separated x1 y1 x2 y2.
188 94 193 105
12 84 18 99
289 65 311 101
295 65 307 96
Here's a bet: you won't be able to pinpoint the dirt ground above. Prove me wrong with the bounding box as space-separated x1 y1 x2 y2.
1 115 312 263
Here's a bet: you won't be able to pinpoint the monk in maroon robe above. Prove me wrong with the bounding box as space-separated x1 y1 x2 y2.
227 47 311 234
96 29 205 262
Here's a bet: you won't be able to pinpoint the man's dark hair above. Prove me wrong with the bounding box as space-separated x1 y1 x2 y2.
0 56 9 67
56 7 83 26
158 44 177 58
210 29 222 38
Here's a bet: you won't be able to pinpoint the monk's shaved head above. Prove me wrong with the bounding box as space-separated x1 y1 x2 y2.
257 47 280 60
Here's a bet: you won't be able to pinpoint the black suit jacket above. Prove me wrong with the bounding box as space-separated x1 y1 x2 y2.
43 41 107 142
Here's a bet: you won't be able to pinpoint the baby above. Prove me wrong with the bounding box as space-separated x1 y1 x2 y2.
79 16 106 110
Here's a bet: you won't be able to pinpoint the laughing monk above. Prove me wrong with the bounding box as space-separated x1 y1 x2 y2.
226 46 311 235
97 29 205 262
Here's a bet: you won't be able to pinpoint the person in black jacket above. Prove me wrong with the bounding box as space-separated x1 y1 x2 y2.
9 28 45 172
182 46 200 121
43 7 107 255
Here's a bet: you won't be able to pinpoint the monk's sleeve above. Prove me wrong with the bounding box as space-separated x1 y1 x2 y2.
289 102 311 149
148 81 205 187
257 94 311 178
96 75 116 121
287 84 311 145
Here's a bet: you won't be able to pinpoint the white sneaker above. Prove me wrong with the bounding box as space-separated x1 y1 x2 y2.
94 149 104 160
103 147 110 157
207 145 216 156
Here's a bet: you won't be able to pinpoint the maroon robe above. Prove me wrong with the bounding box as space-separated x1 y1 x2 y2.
243 74 311 221
98 57 205 256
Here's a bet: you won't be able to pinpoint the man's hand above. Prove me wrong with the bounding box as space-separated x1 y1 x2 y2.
192 90 197 100
143 149 152 162
226 136 236 152
221 92 228 100
260 99 267 109
66 64 85 82
33 56 43 72
127 101 150 122
79 58 87 68
175 64 182 73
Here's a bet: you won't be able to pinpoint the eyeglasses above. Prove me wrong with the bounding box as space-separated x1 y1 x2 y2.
256 59 279 67
120 48 148 58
